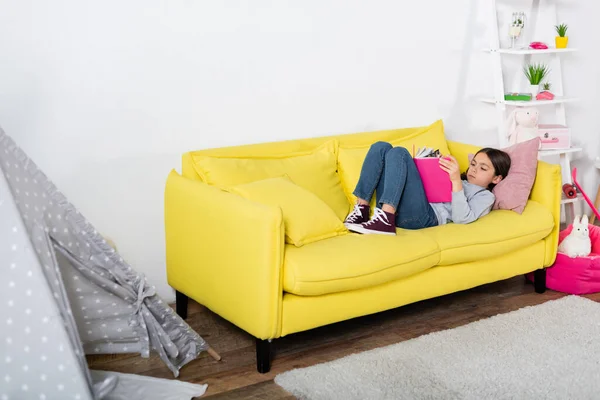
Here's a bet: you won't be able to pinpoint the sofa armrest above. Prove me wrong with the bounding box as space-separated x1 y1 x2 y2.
164 170 284 339
529 161 562 266
449 140 562 266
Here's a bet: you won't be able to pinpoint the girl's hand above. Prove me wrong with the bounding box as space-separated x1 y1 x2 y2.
439 155 461 183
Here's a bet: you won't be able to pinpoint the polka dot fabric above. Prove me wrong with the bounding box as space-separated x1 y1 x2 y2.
0 128 207 384
0 170 92 399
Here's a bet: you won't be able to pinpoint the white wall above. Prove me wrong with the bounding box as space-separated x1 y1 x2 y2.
0 0 598 302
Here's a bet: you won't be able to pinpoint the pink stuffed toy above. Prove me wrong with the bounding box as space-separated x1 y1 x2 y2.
505 107 540 145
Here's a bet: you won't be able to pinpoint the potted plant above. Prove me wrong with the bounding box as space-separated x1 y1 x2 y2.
524 63 550 95
555 23 569 48
509 12 526 49
536 82 555 100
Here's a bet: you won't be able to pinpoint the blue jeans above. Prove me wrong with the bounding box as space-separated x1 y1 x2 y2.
352 141 439 230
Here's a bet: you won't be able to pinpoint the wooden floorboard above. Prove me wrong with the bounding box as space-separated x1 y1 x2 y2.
86 277 600 399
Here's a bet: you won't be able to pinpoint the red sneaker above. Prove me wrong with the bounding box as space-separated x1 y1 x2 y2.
348 208 396 236
344 203 370 227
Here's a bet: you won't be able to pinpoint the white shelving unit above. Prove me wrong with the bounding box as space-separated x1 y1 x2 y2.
480 97 579 107
538 146 582 157
561 193 584 205
483 48 578 55
483 0 582 221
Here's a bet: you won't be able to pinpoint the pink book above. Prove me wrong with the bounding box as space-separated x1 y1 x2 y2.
413 157 452 203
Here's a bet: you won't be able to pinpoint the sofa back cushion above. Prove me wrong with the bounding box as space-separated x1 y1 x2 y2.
181 124 431 182
191 140 350 220
227 176 348 247
337 120 450 204
183 119 448 217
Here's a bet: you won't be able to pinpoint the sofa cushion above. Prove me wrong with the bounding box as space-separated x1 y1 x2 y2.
422 200 554 266
227 176 347 247
283 230 440 296
337 120 451 204
492 137 540 214
191 140 350 220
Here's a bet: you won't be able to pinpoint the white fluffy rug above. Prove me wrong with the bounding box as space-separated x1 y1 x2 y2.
275 296 600 399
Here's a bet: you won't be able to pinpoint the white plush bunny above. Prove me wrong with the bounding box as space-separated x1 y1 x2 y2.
505 107 540 145
558 215 592 258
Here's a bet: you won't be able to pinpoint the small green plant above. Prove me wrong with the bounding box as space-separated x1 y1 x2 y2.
523 63 550 85
555 24 568 37
511 12 525 28
542 82 552 91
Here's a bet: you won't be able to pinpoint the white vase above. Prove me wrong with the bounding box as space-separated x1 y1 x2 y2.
529 84 540 96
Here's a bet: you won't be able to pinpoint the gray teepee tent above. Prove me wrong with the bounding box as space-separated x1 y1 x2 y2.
0 127 213 399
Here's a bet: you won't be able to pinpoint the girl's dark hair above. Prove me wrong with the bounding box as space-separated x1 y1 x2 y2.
460 148 511 190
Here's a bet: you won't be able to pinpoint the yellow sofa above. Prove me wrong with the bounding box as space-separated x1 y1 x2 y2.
164 120 561 373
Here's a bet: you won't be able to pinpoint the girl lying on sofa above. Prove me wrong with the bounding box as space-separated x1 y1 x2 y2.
344 142 511 235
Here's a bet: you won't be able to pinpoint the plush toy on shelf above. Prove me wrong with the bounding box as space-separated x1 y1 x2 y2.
505 107 540 145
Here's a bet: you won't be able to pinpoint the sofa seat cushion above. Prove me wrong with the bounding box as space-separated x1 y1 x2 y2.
422 200 554 266
283 230 440 296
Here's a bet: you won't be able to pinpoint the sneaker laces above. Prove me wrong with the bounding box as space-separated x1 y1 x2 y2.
364 208 392 227
345 204 364 223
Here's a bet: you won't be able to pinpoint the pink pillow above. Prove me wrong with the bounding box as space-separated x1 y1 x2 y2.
492 137 540 214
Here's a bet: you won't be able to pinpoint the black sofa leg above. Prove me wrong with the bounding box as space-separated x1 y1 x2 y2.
534 268 546 294
256 339 272 373
176 291 188 320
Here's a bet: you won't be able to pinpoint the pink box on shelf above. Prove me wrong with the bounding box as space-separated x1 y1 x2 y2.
538 124 571 150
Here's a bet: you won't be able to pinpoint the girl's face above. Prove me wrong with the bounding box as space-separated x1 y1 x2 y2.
466 152 503 188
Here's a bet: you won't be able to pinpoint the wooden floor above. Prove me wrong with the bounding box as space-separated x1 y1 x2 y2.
87 277 600 399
